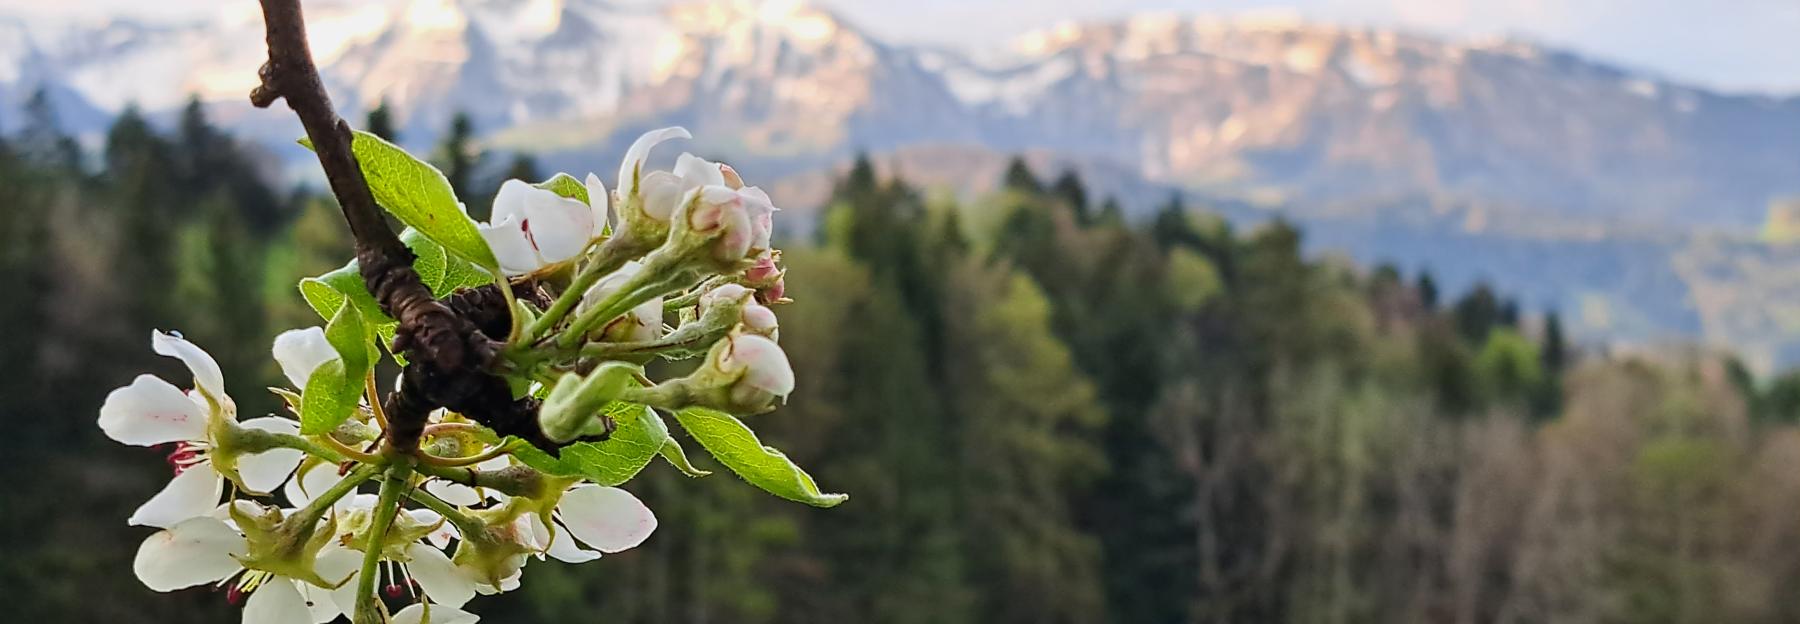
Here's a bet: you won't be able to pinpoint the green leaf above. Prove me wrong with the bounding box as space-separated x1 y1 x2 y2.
533 173 590 204
401 228 493 296
510 402 669 487
658 438 711 478
300 266 388 326
672 408 847 508
301 131 499 269
300 300 372 434
296 231 492 359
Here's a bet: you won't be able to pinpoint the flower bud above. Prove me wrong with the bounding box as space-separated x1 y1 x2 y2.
741 303 779 341
538 364 637 444
580 261 664 343
743 251 787 304
639 170 684 223
710 334 794 412
699 283 754 310
698 283 777 340
681 185 754 264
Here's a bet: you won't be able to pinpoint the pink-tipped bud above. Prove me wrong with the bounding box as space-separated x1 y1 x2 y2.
700 284 754 311
685 186 754 263
744 252 786 303
741 303 779 340
715 334 794 410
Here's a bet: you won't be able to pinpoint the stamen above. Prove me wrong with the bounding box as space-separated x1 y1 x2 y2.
165 443 206 476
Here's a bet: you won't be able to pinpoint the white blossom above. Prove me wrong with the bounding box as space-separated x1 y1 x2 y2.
477 180 607 275
98 331 302 526
133 514 351 624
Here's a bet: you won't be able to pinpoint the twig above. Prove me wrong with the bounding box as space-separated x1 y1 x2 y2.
251 0 535 453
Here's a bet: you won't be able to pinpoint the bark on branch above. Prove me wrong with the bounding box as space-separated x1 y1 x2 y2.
250 0 579 453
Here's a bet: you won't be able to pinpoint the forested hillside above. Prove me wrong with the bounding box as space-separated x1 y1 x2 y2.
5 98 1800 623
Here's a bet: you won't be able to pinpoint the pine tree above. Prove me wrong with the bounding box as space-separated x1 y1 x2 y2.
437 112 480 213
20 87 81 170
1416 271 1440 310
1002 156 1042 194
1542 311 1567 375
1050 169 1090 224
1454 283 1503 344
366 99 399 142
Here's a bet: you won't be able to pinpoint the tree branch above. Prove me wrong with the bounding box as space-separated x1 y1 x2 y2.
250 0 558 453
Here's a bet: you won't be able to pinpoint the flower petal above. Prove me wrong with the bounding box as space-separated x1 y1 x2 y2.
284 461 356 514
236 417 306 494
392 602 481 624
407 543 477 608
243 577 312 624
489 179 535 226
639 170 684 222
519 186 595 264
99 374 207 446
409 508 460 548
133 516 244 591
130 461 224 528
544 520 602 564
298 581 341 624
673 152 727 191
557 485 657 553
585 172 611 230
152 330 225 401
618 126 691 199
425 479 483 507
272 327 337 389
478 216 541 276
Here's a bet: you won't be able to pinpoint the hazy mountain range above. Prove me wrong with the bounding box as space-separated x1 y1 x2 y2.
4 0 1800 371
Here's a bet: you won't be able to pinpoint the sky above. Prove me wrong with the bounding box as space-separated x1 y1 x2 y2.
5 0 1798 94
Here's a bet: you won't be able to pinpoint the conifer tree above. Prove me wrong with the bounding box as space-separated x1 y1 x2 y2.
366 98 399 142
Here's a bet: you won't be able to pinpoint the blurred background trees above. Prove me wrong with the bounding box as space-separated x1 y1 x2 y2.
5 102 1800 624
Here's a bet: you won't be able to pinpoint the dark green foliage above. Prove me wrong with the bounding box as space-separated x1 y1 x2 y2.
365 99 399 142
1002 156 1042 193
1050 168 1090 223
1417 270 1440 309
9 111 1797 624
436 112 480 215
1454 282 1503 343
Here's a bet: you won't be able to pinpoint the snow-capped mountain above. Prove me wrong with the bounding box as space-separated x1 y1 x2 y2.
5 0 1800 230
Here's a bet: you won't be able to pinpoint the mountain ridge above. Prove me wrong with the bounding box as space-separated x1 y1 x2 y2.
6 0 1798 234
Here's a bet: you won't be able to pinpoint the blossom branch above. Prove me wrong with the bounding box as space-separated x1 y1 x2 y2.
250 0 499 453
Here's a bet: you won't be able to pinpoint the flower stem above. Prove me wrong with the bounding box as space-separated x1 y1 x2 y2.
560 253 692 349
266 432 348 464
365 372 389 433
415 462 546 499
419 440 517 468
323 435 385 465
354 459 414 624
422 422 500 443
492 268 525 344
288 463 380 528
526 237 635 344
